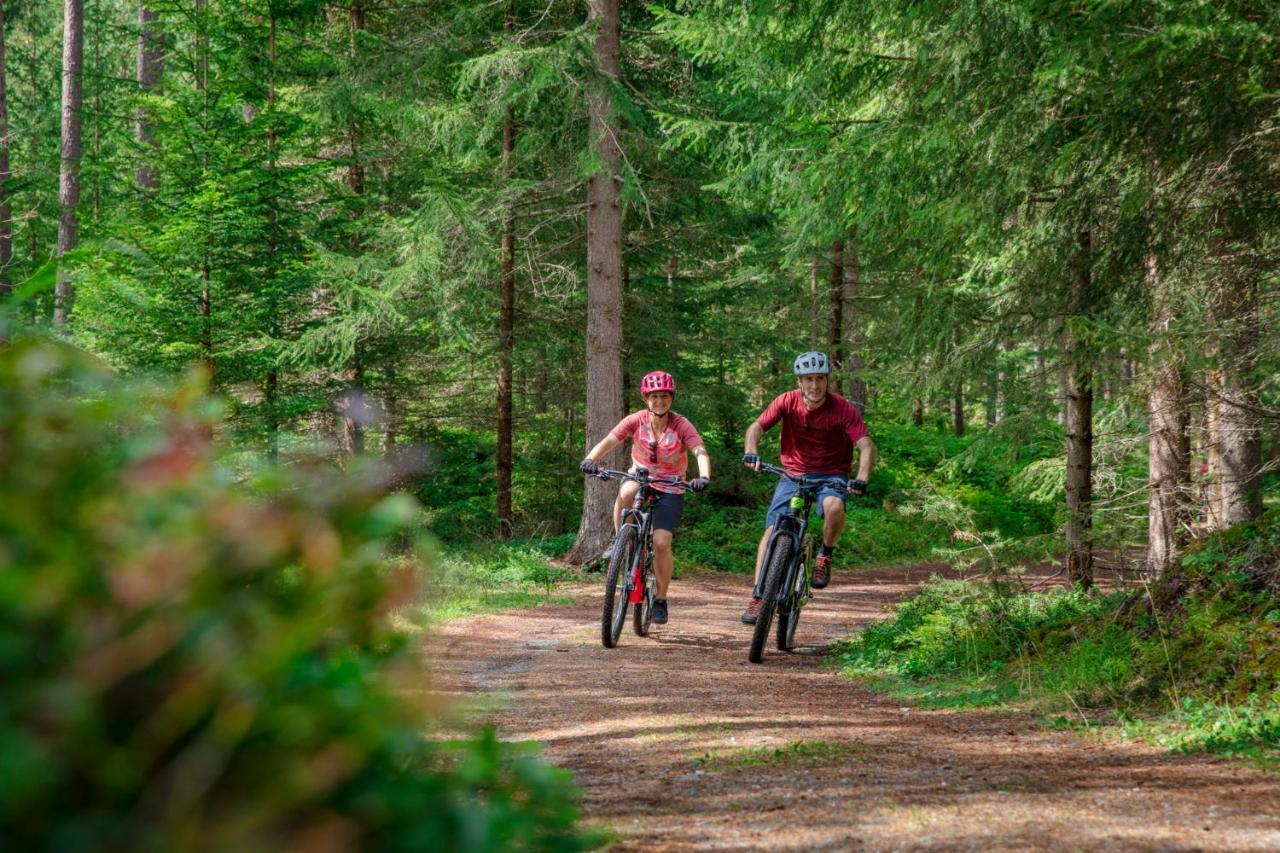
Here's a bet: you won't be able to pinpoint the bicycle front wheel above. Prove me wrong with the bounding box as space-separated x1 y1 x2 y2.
749 535 791 664
602 527 638 648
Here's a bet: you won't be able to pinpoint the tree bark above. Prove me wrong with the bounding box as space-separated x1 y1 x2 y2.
0 0 12 305
136 4 160 190
1064 229 1094 589
827 240 843 393
342 1 366 457
567 0 624 564
496 0 516 538
1211 241 1263 526
1146 251 1190 579
843 237 867 411
54 0 84 327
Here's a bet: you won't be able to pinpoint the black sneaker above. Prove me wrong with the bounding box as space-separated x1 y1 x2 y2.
600 535 617 563
652 598 668 624
741 596 763 624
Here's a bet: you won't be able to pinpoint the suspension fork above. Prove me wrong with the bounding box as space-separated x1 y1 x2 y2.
629 517 651 604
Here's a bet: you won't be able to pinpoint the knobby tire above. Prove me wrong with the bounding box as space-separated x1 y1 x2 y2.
749 535 791 664
602 527 638 648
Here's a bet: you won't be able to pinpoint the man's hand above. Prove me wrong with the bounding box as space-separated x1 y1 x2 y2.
848 477 868 497
688 477 709 493
742 453 760 470
580 457 599 475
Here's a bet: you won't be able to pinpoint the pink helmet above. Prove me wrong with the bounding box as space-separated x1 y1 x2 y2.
640 370 676 396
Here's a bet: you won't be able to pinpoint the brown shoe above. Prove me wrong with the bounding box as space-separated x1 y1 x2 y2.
741 596 763 624
812 554 832 589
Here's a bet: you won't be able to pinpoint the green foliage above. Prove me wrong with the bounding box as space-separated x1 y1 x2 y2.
423 541 577 621
0 337 591 850
834 511 1280 762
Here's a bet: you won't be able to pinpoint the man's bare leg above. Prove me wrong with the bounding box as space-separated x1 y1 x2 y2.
821 497 846 548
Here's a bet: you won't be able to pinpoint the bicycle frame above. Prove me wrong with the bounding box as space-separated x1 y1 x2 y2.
754 487 815 606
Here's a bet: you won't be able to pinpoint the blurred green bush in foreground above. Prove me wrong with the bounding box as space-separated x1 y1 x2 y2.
0 337 589 851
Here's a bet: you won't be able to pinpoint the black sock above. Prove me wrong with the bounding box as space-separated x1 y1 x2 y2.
818 543 834 558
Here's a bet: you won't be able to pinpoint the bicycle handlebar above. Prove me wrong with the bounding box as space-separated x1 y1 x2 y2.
756 462 853 493
593 467 690 490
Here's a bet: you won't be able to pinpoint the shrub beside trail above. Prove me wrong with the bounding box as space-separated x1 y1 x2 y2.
833 511 1280 764
0 337 591 851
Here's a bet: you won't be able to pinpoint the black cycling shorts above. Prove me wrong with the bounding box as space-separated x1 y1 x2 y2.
648 491 685 533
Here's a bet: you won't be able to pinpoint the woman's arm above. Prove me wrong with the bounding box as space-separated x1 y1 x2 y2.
585 433 622 464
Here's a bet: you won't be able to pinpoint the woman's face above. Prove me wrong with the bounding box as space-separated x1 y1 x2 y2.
644 391 673 417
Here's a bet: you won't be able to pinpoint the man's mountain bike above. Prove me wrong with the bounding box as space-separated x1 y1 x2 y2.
591 467 689 648
748 463 853 664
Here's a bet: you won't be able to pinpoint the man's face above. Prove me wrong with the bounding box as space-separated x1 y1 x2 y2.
797 373 828 404
644 391 673 416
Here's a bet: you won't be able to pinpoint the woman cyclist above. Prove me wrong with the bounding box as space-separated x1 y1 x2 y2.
580 371 711 625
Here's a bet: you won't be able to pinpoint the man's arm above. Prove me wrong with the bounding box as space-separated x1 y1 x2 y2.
742 421 764 471
854 435 876 483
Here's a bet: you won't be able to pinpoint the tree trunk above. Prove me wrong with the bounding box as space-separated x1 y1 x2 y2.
54 0 84 327
1064 229 1094 589
843 237 867 411
265 10 279 460
1212 243 1264 526
827 240 843 392
197 0 212 378
808 256 819 349
567 0 624 564
136 4 160 190
0 0 12 306
342 363 365 455
495 0 516 538
1146 251 1190 579
342 2 367 457
953 380 965 437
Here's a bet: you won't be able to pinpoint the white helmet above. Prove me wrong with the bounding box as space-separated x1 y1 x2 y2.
793 351 831 376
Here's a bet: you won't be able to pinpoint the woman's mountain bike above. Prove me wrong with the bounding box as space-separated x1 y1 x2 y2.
591 467 689 648
748 463 853 664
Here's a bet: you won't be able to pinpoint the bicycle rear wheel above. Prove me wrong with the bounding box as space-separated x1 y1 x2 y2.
778 536 812 651
777 560 806 651
602 526 638 648
749 535 791 664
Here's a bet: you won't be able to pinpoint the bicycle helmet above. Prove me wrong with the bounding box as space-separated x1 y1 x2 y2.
793 351 831 376
639 370 676 396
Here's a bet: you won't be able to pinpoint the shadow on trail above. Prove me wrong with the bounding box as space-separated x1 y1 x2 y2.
430 569 1280 852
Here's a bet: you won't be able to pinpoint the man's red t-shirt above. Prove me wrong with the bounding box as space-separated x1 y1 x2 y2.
755 390 868 476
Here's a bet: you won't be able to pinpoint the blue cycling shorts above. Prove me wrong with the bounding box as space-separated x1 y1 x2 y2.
764 474 847 529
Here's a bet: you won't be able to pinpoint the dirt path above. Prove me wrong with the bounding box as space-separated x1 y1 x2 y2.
429 567 1280 851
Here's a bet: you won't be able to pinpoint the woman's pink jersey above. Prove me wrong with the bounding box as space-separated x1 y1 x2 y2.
609 410 703 494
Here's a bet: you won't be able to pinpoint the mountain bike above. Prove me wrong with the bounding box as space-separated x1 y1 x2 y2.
748 463 853 664
591 467 689 648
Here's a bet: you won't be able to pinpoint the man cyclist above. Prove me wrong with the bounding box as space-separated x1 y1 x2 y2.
580 371 711 625
740 351 876 623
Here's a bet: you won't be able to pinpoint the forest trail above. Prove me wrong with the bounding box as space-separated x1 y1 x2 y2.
429 567 1280 851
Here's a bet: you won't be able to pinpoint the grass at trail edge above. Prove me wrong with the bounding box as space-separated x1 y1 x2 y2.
830 510 1280 766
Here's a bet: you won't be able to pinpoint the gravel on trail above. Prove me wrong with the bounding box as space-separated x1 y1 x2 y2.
429 566 1280 852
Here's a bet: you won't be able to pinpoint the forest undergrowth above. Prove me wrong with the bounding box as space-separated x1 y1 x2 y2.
832 510 1280 767
416 417 1062 619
